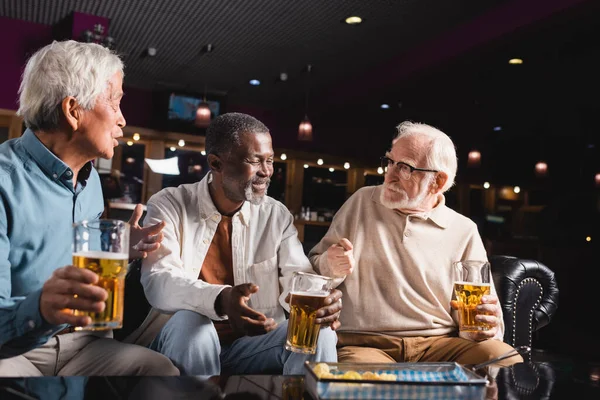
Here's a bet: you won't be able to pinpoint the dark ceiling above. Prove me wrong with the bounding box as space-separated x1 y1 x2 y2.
1 0 599 188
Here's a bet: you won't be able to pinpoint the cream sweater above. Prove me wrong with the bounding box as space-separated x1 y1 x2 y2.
309 185 504 339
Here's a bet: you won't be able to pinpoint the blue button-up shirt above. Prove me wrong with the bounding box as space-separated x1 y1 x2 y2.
0 129 104 358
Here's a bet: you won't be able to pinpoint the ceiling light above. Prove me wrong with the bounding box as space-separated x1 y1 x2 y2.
133 133 140 141
126 140 133 146
508 58 523 65
535 161 548 176
317 158 324 166
344 162 350 169
586 236 592 242
345 16 362 25
249 79 261 86
513 186 521 194
178 139 185 147
483 182 490 189
377 167 384 174
170 146 176 151
280 153 287 160
195 101 211 127
201 150 206 156
303 164 309 169
468 150 481 167
493 126 502 132
380 104 390 109
329 168 335 172
298 116 313 141
279 72 288 82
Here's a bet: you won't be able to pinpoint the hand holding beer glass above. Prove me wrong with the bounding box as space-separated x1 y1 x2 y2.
285 272 334 354
72 219 130 330
453 260 492 332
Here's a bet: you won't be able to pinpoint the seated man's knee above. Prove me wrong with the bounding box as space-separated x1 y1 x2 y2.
317 327 338 347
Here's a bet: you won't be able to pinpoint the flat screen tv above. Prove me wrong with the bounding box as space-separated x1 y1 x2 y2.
154 90 226 135
168 93 221 122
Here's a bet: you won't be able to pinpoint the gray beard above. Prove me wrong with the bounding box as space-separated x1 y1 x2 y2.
244 179 270 205
380 181 429 210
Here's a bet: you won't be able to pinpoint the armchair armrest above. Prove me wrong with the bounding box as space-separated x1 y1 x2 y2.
490 255 559 356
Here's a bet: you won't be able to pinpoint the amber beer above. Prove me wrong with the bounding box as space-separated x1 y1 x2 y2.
286 291 329 354
72 250 129 330
454 281 491 332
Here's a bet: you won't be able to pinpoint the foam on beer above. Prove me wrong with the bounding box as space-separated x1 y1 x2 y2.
290 291 330 297
73 250 129 260
453 281 491 287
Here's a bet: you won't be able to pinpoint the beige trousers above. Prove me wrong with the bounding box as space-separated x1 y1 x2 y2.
0 331 179 377
337 332 523 367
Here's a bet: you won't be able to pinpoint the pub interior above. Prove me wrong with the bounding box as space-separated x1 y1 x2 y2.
1 0 599 398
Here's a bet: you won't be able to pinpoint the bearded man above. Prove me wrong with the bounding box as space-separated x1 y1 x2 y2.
134 112 342 375
308 121 522 367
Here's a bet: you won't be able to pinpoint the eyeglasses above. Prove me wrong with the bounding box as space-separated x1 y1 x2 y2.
380 156 438 180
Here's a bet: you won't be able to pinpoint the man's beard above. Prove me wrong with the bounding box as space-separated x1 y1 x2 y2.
380 178 431 210
244 178 270 205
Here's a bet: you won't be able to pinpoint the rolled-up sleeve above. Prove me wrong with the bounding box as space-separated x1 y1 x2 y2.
140 193 229 321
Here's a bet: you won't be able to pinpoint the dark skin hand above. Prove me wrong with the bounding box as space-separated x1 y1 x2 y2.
285 288 343 331
217 283 278 336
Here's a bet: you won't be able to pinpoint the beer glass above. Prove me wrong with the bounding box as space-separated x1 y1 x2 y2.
285 271 333 354
72 219 130 330
453 260 492 332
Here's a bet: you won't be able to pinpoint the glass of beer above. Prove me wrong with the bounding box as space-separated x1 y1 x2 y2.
285 271 333 354
72 219 130 330
453 260 492 332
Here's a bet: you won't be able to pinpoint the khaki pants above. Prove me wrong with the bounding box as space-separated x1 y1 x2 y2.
0 331 179 377
337 332 522 367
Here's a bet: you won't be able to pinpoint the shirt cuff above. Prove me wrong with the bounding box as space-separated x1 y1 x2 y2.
15 288 57 337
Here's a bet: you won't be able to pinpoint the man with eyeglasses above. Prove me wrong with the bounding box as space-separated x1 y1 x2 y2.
308 121 522 366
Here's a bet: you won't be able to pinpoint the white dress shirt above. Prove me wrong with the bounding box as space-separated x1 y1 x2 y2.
125 173 314 346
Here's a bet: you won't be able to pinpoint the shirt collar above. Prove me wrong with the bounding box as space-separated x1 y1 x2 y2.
21 129 92 183
372 185 451 229
198 172 251 227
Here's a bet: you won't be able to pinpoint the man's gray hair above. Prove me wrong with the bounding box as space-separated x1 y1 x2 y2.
206 112 269 157
393 121 458 192
17 40 124 131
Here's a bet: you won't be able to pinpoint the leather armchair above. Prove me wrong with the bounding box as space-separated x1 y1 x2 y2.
490 255 559 358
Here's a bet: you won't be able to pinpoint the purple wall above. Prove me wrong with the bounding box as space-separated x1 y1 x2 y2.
0 17 53 110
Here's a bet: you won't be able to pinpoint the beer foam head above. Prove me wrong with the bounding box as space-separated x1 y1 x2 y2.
290 290 330 297
454 281 491 287
73 250 129 260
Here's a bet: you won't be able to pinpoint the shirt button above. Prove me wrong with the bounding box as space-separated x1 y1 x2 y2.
52 173 58 179
203 239 210 245
404 231 411 237
65 170 72 177
27 319 35 330
212 215 220 222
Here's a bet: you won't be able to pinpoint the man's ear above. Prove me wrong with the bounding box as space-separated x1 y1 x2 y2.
61 97 81 132
433 171 448 193
207 154 222 172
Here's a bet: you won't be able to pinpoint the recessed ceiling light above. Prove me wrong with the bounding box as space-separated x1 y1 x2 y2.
170 146 176 151
249 79 261 86
201 150 206 155
344 162 350 169
133 133 140 141
303 164 309 169
345 16 362 25
126 141 133 146
380 104 390 109
508 58 523 65
317 158 324 166
280 153 287 160
493 126 502 132
178 139 185 147
483 182 490 189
